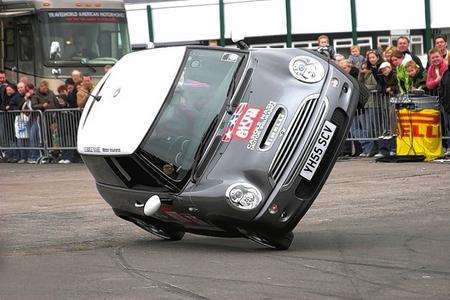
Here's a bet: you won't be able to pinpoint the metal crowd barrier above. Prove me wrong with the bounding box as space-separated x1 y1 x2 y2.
348 91 450 141
0 108 82 163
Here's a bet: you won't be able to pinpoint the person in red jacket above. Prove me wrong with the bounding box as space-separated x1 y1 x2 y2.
426 48 448 93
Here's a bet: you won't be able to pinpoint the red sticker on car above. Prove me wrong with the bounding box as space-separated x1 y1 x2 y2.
222 103 262 142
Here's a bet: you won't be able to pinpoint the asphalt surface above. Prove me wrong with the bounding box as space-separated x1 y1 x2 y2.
1 159 450 299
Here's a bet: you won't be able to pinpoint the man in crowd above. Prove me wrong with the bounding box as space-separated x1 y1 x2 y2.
434 35 450 60
9 82 27 111
27 81 57 163
77 75 94 108
396 36 424 74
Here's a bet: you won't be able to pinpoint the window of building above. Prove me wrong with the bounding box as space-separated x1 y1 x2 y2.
18 25 33 62
357 37 373 57
411 35 424 55
377 36 391 48
4 28 16 62
250 43 286 49
293 41 318 49
333 37 373 57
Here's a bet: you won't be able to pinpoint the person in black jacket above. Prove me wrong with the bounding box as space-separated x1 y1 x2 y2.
396 36 425 74
438 65 450 156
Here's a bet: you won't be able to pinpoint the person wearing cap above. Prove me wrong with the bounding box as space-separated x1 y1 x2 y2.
379 61 398 95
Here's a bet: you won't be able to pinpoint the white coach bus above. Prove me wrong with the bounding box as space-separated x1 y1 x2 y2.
0 0 131 88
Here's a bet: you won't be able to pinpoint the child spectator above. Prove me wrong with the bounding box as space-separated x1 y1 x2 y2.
426 48 448 93
391 50 411 94
14 102 31 163
316 35 336 59
406 61 426 91
339 59 359 79
55 85 69 109
383 46 396 63
348 45 365 69
379 62 398 95
334 53 345 64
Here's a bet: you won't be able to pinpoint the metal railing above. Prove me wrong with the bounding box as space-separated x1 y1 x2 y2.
348 91 449 141
0 108 82 163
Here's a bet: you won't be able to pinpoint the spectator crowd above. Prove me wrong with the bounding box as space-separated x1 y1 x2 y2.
0 68 101 163
316 34 450 158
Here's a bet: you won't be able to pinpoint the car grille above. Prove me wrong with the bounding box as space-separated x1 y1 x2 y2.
269 94 327 183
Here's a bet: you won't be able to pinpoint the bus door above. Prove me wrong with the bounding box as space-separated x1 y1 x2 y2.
17 20 35 85
2 20 18 83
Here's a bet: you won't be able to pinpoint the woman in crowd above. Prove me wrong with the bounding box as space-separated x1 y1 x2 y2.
356 50 384 157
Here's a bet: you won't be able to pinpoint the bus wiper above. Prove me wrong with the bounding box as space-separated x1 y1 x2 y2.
191 115 220 183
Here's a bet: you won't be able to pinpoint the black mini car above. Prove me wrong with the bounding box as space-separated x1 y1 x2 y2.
78 46 360 250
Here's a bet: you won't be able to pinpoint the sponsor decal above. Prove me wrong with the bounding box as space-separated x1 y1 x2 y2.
48 11 127 23
262 110 287 149
247 101 277 151
222 102 255 143
83 147 121 153
221 53 239 63
159 206 209 226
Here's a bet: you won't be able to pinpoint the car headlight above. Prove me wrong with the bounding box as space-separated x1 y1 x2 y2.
289 55 325 83
226 183 263 210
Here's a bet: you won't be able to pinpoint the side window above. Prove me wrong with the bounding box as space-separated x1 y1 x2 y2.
4 28 16 62
18 25 34 61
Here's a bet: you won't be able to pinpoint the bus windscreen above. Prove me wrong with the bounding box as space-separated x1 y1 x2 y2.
39 10 131 66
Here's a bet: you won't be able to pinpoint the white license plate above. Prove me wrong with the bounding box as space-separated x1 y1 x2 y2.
300 121 337 181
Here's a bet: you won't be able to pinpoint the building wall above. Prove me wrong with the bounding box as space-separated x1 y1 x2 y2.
125 0 450 47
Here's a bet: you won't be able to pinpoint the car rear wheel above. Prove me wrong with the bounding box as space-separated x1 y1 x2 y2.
134 219 185 241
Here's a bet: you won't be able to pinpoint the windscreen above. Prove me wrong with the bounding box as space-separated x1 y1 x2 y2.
39 10 131 66
140 49 244 183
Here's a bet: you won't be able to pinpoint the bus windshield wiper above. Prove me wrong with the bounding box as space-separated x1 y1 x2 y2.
191 115 220 183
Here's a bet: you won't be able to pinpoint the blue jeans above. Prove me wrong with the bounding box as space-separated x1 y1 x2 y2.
351 109 378 154
17 139 29 161
29 120 42 161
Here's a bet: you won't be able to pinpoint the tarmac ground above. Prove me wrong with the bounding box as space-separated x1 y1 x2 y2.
1 159 449 299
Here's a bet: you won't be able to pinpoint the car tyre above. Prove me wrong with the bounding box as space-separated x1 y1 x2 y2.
247 231 294 250
134 219 185 241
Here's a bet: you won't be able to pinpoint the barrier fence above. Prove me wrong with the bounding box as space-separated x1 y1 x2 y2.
0 95 449 162
0 108 82 163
